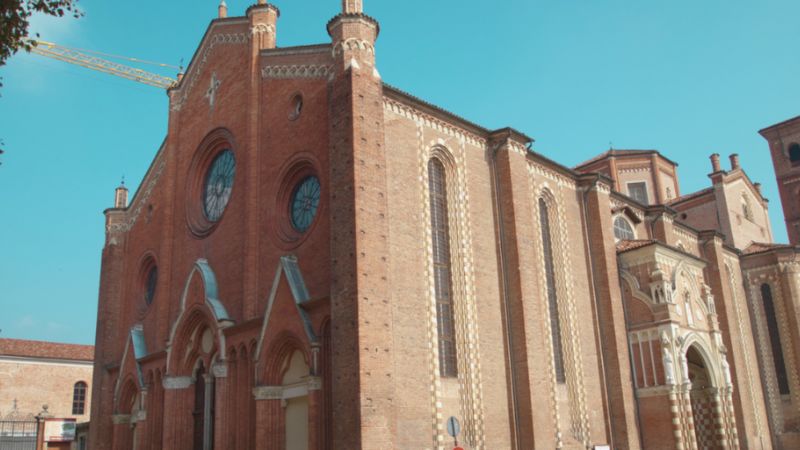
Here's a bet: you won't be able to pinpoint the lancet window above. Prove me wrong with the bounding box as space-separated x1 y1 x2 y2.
428 158 458 377
761 283 790 395
539 198 566 383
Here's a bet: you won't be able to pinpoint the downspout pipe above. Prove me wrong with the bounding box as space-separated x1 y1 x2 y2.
489 135 522 449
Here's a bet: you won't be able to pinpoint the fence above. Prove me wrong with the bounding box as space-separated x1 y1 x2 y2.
0 420 38 450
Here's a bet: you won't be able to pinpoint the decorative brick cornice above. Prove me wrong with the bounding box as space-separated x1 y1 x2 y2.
383 98 486 147
326 13 380 37
261 64 333 79
249 23 275 36
171 32 250 112
106 156 167 234
332 38 375 58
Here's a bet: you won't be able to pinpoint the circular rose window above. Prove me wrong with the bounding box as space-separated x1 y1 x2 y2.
203 150 236 221
290 176 321 232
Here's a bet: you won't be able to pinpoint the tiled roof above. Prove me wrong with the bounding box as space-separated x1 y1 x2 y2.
743 242 795 255
0 338 94 362
616 239 656 253
574 149 677 170
667 187 714 206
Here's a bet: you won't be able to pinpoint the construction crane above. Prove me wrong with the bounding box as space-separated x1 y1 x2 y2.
27 39 179 89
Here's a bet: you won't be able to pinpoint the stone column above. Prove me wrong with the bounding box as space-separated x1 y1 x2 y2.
307 377 323 450
212 362 231 450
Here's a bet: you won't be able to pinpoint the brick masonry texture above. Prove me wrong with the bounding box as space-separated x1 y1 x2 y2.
88 2 800 450
0 338 94 422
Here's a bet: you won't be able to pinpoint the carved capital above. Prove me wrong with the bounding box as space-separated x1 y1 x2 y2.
307 377 323 391
253 385 283 400
112 414 131 425
211 362 228 378
162 376 193 390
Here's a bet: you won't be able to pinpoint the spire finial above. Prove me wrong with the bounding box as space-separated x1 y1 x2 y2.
218 0 228 18
342 0 363 14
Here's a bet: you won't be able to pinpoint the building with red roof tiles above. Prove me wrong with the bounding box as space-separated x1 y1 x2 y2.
0 338 93 449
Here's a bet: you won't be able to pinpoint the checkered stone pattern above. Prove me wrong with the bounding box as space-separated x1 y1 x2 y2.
691 393 716 450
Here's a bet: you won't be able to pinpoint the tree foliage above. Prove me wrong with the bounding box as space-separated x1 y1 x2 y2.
0 0 82 78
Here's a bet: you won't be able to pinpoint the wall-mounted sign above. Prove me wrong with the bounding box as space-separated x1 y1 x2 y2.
44 418 76 442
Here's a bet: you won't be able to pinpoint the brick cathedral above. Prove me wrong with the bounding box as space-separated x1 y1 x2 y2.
88 1 800 449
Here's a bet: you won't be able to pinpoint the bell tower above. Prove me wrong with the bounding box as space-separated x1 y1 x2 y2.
326 1 396 449
760 116 800 245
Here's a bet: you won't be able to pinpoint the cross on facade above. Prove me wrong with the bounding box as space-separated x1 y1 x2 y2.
205 73 221 108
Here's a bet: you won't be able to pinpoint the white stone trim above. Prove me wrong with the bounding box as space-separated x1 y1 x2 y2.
261 64 333 79
162 376 192 390
0 356 92 368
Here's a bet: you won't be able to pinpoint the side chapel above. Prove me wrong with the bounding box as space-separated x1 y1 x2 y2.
88 1 800 449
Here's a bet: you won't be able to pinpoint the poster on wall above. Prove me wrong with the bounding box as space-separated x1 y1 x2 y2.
44 418 77 442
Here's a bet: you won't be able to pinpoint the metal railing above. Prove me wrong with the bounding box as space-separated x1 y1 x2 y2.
0 420 37 450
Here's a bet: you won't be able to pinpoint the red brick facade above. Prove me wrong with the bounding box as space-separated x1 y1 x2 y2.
89 2 799 449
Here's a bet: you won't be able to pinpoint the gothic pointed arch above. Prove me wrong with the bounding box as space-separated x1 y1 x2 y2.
678 334 721 386
112 325 148 413
254 255 319 383
165 259 233 375
261 331 311 385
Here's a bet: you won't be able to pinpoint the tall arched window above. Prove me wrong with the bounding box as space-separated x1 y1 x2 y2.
761 284 790 395
72 381 87 415
428 158 457 377
539 198 566 383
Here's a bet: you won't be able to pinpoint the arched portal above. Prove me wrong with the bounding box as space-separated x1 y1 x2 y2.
686 345 717 450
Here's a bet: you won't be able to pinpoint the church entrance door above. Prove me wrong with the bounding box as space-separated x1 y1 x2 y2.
686 346 717 450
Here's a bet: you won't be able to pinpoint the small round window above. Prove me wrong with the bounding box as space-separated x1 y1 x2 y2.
203 150 236 222
144 265 157 306
290 176 321 232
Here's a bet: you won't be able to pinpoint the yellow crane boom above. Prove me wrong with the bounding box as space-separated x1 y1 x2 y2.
28 40 178 89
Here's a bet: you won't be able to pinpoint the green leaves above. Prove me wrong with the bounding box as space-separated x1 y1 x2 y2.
0 0 83 82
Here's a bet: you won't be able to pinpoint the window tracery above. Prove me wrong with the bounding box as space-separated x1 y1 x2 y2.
613 216 635 241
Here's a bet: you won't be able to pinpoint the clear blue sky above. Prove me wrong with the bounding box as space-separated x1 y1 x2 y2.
1 0 798 345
